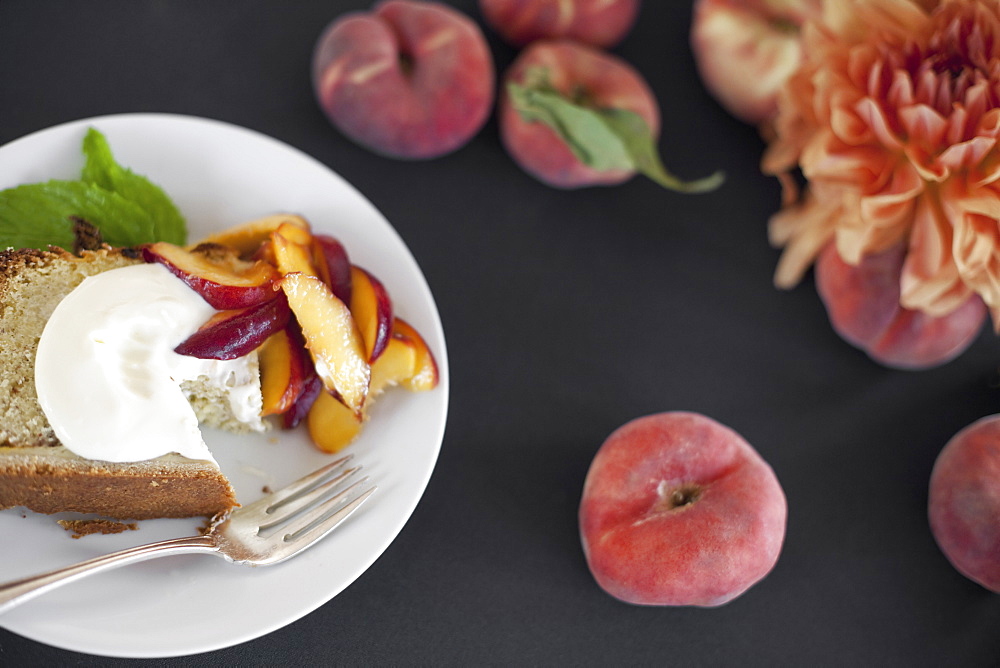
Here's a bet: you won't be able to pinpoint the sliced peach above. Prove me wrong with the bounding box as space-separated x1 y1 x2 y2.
259 327 312 416
251 238 277 265
370 334 418 396
313 234 352 305
392 317 439 391
307 390 363 453
284 371 324 429
275 219 313 246
349 265 393 363
280 272 370 416
142 241 279 310
174 292 291 360
272 221 319 277
260 330 294 416
193 214 311 257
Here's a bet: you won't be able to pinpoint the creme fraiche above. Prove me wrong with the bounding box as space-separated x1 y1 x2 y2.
34 262 263 464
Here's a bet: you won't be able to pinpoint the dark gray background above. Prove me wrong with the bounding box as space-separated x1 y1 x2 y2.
1 1 999 664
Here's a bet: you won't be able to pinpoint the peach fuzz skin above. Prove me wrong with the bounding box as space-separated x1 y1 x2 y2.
815 243 986 370
312 0 494 159
500 40 659 189
579 412 787 607
479 0 640 48
690 0 822 124
929 415 1000 593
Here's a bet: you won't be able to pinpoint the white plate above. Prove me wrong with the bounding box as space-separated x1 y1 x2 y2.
0 114 449 658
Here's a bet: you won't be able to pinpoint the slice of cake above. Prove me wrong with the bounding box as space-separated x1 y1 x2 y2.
0 247 264 520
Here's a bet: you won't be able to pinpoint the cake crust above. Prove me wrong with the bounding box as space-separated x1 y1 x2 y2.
0 447 237 520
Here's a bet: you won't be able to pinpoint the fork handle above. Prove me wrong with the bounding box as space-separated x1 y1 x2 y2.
0 534 218 615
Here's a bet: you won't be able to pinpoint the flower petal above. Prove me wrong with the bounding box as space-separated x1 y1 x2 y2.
769 190 840 288
938 136 997 172
857 160 923 235
943 179 1000 219
762 0 1000 328
900 193 972 315
899 103 949 150
854 97 903 150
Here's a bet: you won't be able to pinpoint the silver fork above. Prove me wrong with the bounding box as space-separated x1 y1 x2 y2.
0 455 374 615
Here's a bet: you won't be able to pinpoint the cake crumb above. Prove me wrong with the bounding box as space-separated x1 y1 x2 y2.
262 485 273 494
57 519 139 539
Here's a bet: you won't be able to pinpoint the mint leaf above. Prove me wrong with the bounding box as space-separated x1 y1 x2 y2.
81 128 187 244
0 128 187 251
0 181 159 250
507 75 724 193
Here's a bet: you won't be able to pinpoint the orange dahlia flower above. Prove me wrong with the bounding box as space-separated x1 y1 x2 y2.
764 0 1000 326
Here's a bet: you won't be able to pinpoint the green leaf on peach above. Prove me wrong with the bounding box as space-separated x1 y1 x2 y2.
508 74 724 193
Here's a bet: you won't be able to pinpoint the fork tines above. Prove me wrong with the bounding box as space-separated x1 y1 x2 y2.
258 455 375 541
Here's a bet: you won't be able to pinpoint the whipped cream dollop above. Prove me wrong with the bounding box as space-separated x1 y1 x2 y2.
35 263 263 464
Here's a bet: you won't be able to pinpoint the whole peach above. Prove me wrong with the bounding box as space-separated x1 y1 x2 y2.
479 0 641 48
499 40 659 188
579 412 787 606
312 0 494 159
690 0 823 124
929 415 1000 593
815 242 986 370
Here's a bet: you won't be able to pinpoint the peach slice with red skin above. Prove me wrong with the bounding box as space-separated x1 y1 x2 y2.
259 323 323 427
272 221 320 278
311 0 495 159
349 265 393 363
193 214 310 258
370 333 419 396
174 292 291 361
284 371 324 429
579 412 787 606
259 326 312 416
479 0 640 48
273 219 313 247
312 234 353 305
391 317 438 391
259 330 296 416
306 333 426 452
169 216 437 451
500 40 660 188
279 272 370 416
270 223 353 305
251 238 278 266
142 241 279 310
308 390 363 453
